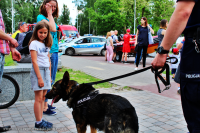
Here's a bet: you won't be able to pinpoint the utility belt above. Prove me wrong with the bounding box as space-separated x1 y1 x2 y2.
184 27 200 53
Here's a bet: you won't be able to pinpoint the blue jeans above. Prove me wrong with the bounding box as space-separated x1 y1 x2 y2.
135 49 143 64
50 52 58 85
45 52 58 102
0 53 5 83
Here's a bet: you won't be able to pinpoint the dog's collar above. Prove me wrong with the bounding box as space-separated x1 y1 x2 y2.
74 90 99 108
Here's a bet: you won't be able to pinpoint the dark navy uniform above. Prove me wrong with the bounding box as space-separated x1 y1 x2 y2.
178 0 200 132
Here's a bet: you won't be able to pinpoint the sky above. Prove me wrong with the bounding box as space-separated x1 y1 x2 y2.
57 0 77 25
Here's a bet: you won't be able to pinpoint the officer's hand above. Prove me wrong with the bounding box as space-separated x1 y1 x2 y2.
151 53 167 70
10 48 21 61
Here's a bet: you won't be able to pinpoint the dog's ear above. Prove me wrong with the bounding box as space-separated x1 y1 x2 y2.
61 71 70 88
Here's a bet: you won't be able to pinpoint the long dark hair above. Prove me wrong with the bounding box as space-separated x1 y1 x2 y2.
141 17 148 27
29 21 52 48
160 19 168 30
39 0 59 18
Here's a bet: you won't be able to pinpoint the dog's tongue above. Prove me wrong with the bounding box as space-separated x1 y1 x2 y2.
51 96 58 106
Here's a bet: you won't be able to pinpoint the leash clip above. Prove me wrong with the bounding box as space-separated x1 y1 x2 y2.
193 40 200 53
161 84 171 92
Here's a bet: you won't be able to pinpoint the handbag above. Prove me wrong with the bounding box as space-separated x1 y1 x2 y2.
148 27 154 44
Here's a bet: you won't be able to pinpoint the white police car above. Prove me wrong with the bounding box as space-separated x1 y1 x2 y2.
59 36 106 56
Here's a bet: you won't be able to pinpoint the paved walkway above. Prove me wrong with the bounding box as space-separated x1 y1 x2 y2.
0 55 188 133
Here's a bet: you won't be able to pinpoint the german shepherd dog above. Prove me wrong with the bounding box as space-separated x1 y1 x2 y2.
46 71 139 133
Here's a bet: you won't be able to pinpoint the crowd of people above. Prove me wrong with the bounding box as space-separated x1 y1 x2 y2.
0 0 200 132
105 17 155 71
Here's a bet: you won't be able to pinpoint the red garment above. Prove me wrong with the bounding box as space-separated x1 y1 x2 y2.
122 34 131 53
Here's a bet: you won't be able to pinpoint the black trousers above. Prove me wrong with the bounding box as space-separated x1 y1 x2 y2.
180 37 200 133
181 81 200 133
136 45 148 67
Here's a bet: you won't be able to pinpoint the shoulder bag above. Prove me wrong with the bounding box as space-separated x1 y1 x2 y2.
148 27 154 44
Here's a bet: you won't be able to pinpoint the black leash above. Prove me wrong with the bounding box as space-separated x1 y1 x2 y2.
85 57 178 93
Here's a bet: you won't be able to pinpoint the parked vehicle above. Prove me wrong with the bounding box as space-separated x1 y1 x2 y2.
59 25 79 38
115 36 159 62
59 36 106 56
84 34 93 36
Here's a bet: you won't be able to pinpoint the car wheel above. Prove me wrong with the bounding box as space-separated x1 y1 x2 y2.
65 48 75 56
116 51 122 62
101 49 106 56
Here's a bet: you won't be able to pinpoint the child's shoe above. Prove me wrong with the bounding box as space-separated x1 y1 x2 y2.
48 104 56 111
42 120 53 126
35 121 53 131
43 108 57 115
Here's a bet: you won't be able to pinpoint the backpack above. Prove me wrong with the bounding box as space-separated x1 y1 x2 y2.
15 31 33 55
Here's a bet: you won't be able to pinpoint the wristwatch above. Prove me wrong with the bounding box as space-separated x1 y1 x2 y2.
156 46 169 54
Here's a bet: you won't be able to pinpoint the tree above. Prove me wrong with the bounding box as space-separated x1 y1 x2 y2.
0 0 12 32
151 0 175 32
121 0 175 34
58 4 70 25
14 0 42 31
87 0 125 35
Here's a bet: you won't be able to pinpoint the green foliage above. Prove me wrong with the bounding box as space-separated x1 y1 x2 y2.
0 0 42 33
151 0 175 33
58 4 70 25
121 0 175 34
0 0 12 33
4 54 17 66
14 0 42 31
87 0 125 35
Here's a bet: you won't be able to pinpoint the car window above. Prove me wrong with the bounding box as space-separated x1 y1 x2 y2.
82 38 90 43
75 38 91 44
91 38 101 43
100 38 106 42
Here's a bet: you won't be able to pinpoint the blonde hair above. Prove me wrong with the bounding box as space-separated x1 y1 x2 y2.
29 21 52 48
106 32 111 39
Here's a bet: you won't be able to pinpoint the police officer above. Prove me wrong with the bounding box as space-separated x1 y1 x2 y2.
152 1 200 132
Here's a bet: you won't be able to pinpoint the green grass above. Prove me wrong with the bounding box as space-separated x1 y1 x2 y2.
55 67 117 89
4 54 17 66
162 70 173 75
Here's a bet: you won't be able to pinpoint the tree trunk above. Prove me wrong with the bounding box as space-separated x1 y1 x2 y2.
142 7 145 17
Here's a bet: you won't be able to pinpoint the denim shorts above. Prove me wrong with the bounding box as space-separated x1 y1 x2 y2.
0 53 5 83
30 67 51 91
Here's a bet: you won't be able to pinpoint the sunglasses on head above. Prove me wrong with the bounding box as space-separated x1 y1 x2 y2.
21 22 26 26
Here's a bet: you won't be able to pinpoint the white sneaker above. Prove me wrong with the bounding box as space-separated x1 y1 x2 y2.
109 61 114 63
134 68 138 71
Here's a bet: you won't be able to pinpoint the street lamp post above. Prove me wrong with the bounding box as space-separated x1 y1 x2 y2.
134 0 136 34
12 0 14 33
77 9 78 32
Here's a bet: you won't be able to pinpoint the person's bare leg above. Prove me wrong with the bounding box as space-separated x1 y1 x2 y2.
122 53 124 61
34 90 43 121
125 53 128 61
42 90 47 115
